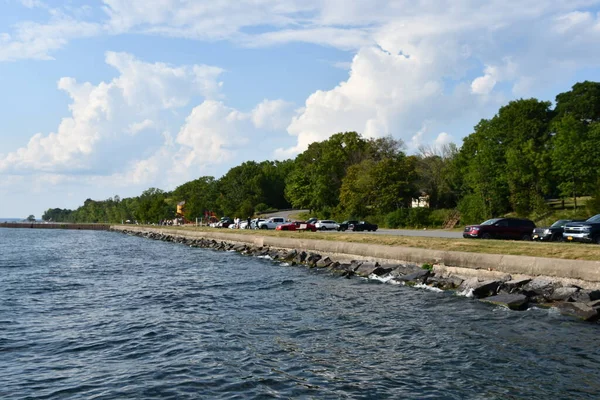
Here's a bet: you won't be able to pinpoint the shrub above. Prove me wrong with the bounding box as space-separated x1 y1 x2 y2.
254 203 270 213
428 209 453 228
457 194 488 225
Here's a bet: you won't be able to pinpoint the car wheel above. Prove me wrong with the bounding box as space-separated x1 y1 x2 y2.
261 225 268 230
594 235 600 245
521 234 531 241
481 233 492 239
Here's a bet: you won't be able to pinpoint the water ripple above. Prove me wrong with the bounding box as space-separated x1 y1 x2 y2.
1 228 600 399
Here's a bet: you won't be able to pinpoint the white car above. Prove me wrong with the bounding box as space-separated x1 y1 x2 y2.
258 217 286 229
315 220 339 230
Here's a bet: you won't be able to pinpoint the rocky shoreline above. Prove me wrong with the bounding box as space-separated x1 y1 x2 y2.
115 228 600 323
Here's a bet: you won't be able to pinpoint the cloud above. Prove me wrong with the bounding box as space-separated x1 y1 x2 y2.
0 52 224 174
251 99 295 130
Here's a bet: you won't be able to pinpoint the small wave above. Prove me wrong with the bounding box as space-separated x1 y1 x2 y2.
457 288 474 298
368 274 394 283
413 283 443 293
257 255 272 260
279 262 290 267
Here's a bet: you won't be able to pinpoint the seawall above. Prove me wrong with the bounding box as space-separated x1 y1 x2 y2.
1 222 110 230
110 225 600 287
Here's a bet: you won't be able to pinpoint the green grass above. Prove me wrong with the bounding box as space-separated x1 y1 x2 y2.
145 225 600 261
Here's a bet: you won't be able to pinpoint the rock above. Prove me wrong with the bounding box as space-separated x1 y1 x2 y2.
458 278 501 298
555 302 600 322
428 275 463 290
393 269 430 285
293 251 307 264
316 257 333 268
472 280 502 298
349 260 363 271
481 294 529 310
388 264 422 277
549 287 580 302
590 290 600 301
587 299 600 309
354 262 380 277
306 253 322 267
283 250 298 261
519 278 561 302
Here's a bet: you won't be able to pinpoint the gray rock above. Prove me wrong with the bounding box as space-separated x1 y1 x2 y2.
349 260 363 271
316 256 333 268
354 262 380 277
571 290 592 303
393 269 430 284
550 287 580 302
555 302 600 322
388 264 422 277
458 278 501 298
428 275 464 290
481 294 529 310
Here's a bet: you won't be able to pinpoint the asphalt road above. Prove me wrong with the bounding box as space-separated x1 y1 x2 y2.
260 210 463 239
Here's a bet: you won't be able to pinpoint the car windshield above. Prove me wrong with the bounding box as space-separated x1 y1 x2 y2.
550 219 569 227
480 218 501 226
586 214 600 223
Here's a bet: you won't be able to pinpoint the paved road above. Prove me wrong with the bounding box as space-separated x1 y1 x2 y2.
259 210 464 239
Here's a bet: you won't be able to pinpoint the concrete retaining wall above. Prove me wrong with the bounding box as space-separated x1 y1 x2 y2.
111 225 600 284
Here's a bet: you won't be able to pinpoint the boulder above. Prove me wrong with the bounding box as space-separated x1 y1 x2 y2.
480 294 529 310
306 253 322 267
316 257 333 268
388 264 422 277
293 251 307 264
458 278 501 298
283 250 298 261
428 275 464 290
393 269 430 285
549 287 580 302
555 302 600 322
519 278 561 302
354 262 380 277
349 260 363 271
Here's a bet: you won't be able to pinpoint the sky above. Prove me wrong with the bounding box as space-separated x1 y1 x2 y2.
2 0 600 219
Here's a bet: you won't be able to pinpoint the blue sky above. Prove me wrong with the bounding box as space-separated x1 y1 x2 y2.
2 0 600 219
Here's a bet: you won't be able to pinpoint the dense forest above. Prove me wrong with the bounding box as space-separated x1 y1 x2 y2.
43 81 600 227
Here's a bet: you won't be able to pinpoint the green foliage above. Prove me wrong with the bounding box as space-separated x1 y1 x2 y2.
383 208 431 228
457 194 488 225
421 263 433 271
254 203 269 213
26 215 35 222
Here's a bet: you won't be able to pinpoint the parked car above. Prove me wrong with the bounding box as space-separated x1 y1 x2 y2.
251 218 265 229
463 218 535 240
258 217 286 230
532 219 584 242
276 221 317 232
315 220 339 230
350 221 378 232
305 218 318 225
563 214 600 244
337 220 359 231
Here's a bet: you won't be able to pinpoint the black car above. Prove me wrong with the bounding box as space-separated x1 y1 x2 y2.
350 221 378 232
532 219 584 242
563 214 600 244
337 220 359 231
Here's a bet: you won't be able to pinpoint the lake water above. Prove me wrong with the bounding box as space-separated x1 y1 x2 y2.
2 228 600 399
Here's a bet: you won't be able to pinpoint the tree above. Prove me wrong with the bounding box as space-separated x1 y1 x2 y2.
26 215 35 222
555 81 600 123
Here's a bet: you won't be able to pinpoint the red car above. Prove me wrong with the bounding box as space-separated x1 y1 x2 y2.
276 221 317 232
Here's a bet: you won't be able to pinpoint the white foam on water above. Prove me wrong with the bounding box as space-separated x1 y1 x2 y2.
280 262 290 267
368 274 394 283
257 255 272 260
413 283 443 293
457 288 474 298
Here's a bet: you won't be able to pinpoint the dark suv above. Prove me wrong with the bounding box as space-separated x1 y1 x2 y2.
563 214 600 244
463 218 535 240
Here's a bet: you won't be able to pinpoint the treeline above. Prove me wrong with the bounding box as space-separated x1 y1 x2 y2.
43 81 600 226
